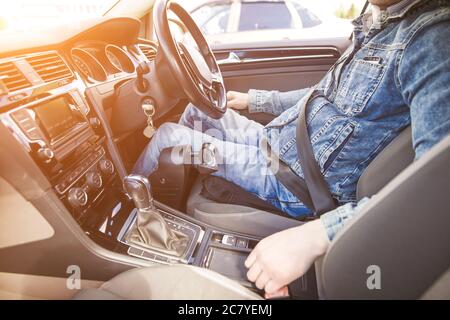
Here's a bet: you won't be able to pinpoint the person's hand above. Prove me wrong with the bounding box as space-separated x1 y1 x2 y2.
245 219 330 295
226 91 249 110
265 286 289 299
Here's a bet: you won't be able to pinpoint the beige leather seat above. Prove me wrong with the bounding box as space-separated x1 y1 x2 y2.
74 264 261 300
187 127 414 237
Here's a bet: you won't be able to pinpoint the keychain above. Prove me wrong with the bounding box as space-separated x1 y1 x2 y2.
142 102 156 138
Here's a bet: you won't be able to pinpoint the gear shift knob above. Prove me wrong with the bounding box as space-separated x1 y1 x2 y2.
123 174 154 210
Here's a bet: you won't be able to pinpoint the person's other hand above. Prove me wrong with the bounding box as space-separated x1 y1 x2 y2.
226 91 249 110
245 219 330 295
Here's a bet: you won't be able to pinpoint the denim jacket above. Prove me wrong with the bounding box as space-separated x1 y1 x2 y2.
248 0 450 240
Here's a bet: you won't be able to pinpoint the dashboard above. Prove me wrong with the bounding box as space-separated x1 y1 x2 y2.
0 17 157 102
0 17 157 223
0 15 266 283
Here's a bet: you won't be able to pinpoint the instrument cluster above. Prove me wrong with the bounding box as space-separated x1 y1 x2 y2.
69 42 144 83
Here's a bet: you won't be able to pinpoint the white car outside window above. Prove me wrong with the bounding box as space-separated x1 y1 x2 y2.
189 0 359 45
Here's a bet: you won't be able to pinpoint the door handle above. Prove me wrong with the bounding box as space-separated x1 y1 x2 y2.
217 52 241 65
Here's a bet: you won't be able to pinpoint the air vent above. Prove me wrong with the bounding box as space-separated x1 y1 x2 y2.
139 44 158 61
0 61 31 94
26 52 72 83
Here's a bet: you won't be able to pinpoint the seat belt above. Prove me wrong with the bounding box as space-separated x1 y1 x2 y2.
296 88 337 214
200 87 336 216
263 87 336 215
262 141 315 212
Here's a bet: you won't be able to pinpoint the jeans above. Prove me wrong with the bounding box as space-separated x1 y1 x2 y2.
133 104 311 218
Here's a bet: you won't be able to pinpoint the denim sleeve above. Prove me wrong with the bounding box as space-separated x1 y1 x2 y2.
247 88 310 116
320 20 450 242
398 19 450 160
320 198 371 241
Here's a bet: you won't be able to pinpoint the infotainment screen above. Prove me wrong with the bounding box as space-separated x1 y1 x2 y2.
34 96 79 141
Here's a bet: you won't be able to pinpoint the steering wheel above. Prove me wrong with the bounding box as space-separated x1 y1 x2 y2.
153 0 227 119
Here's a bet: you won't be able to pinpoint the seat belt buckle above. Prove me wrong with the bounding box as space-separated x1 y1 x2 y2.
193 143 219 174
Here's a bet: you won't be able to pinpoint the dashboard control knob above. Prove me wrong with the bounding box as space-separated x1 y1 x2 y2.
37 147 54 163
99 159 114 175
67 187 88 208
85 171 102 189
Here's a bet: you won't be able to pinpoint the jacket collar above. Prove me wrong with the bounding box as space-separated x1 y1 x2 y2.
352 0 425 28
385 0 425 19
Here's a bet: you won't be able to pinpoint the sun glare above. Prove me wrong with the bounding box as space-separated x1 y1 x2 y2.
0 0 114 34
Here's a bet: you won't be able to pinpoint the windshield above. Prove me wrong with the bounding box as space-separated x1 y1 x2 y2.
0 0 118 35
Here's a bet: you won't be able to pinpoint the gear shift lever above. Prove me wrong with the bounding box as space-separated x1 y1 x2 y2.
123 175 154 210
123 174 188 257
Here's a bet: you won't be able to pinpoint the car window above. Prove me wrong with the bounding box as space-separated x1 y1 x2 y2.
191 4 231 35
292 2 322 28
183 1 365 46
238 2 293 31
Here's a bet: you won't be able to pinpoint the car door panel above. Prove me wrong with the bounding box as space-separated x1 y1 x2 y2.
212 38 351 123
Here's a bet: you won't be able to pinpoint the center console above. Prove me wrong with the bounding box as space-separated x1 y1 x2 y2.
2 88 119 224
114 200 317 297
116 200 260 288
92 170 317 297
114 174 258 288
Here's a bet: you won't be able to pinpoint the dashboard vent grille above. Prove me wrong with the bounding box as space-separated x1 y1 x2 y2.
26 52 72 83
139 44 158 61
0 61 31 93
